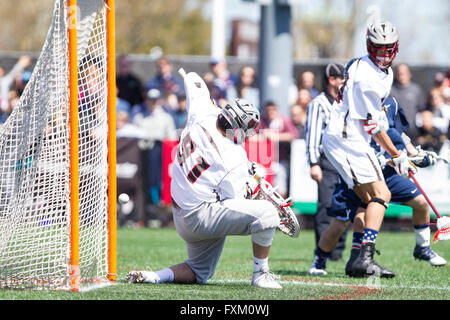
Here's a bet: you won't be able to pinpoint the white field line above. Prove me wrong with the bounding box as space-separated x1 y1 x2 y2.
79 282 116 292
210 278 450 291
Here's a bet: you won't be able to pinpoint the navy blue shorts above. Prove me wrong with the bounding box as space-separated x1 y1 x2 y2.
327 166 422 222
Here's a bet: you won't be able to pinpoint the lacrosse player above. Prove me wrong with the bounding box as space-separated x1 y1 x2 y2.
309 96 446 276
321 20 419 278
127 70 283 289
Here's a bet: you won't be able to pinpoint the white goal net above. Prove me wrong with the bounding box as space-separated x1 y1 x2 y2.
0 0 110 290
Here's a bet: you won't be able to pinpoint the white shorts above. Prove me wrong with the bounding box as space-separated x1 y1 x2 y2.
172 198 280 284
322 133 384 189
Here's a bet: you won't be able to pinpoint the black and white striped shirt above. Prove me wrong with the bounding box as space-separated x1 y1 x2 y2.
304 91 335 166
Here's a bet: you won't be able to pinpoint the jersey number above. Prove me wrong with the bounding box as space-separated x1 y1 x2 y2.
177 132 210 184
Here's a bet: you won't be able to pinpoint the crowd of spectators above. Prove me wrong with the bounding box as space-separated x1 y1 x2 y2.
0 54 449 222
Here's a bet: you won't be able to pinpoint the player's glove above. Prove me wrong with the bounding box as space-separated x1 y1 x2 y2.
363 112 388 135
391 152 417 177
410 146 437 168
248 161 266 179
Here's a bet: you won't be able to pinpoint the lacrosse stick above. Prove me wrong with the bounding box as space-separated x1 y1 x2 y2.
408 148 450 164
408 170 450 243
408 155 449 164
252 174 300 238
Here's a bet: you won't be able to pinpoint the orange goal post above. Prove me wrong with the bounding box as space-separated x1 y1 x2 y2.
0 0 116 291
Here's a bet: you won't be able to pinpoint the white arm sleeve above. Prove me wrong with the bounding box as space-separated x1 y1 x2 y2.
183 71 212 114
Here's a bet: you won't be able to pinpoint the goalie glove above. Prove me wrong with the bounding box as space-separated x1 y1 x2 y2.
391 152 417 177
410 146 437 168
363 112 389 135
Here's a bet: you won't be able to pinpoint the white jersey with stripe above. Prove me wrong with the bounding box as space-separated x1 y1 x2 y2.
325 55 394 144
171 71 249 211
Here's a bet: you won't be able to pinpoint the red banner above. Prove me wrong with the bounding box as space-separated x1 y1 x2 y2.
160 135 275 205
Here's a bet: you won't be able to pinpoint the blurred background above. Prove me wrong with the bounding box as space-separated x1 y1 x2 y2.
0 0 448 229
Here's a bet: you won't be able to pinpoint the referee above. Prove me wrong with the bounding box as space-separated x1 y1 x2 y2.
304 63 347 261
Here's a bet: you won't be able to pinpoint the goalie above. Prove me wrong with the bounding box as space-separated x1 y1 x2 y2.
127 70 283 289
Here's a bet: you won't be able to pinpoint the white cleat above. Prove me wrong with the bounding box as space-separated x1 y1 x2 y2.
251 267 282 289
429 254 447 267
127 270 160 284
308 266 328 276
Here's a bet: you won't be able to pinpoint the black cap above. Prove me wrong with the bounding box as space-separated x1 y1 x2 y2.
324 63 345 79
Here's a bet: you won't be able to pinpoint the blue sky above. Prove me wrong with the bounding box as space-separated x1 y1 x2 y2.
202 0 449 66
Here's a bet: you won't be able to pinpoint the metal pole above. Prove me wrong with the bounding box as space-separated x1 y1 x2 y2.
258 1 293 115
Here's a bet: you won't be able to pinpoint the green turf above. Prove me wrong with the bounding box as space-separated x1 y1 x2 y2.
0 227 449 300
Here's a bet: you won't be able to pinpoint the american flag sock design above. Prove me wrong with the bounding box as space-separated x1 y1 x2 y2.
362 228 378 245
352 232 363 250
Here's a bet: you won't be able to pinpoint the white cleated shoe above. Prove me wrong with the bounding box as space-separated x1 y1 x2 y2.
308 265 328 276
413 245 447 267
251 267 282 289
127 270 160 284
429 254 447 267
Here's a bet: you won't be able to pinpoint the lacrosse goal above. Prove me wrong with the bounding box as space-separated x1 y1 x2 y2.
0 0 116 291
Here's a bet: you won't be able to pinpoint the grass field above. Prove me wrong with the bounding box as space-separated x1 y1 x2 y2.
0 227 449 301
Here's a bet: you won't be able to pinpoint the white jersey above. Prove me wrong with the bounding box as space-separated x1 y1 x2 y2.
171 71 249 210
325 55 394 144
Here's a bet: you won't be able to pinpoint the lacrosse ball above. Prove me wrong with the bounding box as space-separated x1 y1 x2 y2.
118 193 129 204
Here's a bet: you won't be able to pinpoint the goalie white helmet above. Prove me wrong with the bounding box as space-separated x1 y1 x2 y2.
366 20 399 70
218 98 260 144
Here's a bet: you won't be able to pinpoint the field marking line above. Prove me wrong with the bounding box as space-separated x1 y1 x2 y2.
210 278 450 291
79 282 116 292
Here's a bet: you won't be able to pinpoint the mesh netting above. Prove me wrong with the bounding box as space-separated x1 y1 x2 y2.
0 0 109 290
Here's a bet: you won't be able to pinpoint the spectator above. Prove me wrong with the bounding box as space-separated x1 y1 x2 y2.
116 55 144 106
290 104 306 139
413 110 446 153
227 65 259 109
133 87 176 206
421 88 450 135
433 72 448 98
209 58 238 104
0 55 31 112
116 110 146 139
0 90 19 126
390 63 426 137
146 56 183 100
203 71 226 106
297 70 319 99
116 86 131 115
14 69 32 96
260 100 298 198
168 93 187 130
290 88 311 139
130 87 162 122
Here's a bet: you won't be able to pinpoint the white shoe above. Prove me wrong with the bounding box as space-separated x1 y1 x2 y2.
430 254 447 267
251 267 282 289
308 265 328 276
127 270 160 284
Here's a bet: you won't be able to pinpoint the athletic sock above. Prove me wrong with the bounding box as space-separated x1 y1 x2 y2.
254 256 269 272
314 247 330 269
414 224 430 247
352 232 364 250
362 228 379 245
155 267 174 283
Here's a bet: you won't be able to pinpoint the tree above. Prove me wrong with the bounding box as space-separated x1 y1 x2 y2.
0 0 211 56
